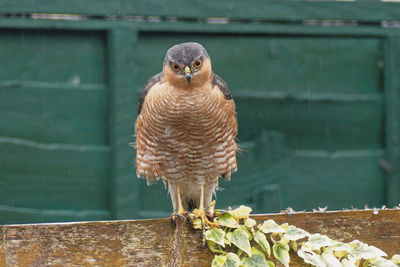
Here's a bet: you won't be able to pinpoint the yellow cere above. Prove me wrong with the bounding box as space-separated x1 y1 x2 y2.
184 66 191 74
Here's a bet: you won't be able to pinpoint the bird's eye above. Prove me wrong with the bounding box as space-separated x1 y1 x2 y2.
193 59 202 68
172 64 181 71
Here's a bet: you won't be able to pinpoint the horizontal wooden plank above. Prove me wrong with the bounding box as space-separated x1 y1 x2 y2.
0 0 400 22
0 85 107 145
0 140 111 218
233 91 383 102
0 205 110 225
0 17 395 36
1 210 399 266
0 218 177 267
0 80 105 90
236 97 384 150
135 33 383 95
0 137 110 152
0 29 106 84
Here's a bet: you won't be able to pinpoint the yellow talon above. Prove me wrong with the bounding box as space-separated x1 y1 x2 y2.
192 185 219 230
172 182 187 221
192 208 219 228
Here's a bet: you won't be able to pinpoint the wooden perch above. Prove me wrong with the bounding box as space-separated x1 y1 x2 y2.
1 209 399 266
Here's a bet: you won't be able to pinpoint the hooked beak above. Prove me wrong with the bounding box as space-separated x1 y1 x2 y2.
184 66 192 83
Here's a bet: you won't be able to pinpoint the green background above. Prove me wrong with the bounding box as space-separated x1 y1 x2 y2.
0 1 400 224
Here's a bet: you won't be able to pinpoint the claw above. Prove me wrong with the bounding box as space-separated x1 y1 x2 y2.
171 211 187 222
191 190 220 245
192 208 219 228
171 182 187 223
192 207 219 246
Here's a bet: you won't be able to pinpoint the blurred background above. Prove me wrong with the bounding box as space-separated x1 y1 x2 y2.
1 1 400 224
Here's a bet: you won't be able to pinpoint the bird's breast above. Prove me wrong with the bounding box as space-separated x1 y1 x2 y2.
136 82 237 183
164 85 219 130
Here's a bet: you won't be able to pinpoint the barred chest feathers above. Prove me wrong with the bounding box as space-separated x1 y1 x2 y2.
135 81 237 185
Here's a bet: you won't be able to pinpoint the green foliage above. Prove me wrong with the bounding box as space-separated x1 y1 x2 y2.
212 253 241 267
226 229 252 257
253 231 271 257
218 213 240 229
272 241 290 267
193 205 400 267
206 228 226 248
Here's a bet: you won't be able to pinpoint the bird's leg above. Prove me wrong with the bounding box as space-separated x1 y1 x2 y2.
172 182 187 221
176 182 186 215
192 185 219 229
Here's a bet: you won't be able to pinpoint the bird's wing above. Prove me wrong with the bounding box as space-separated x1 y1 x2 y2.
211 73 238 180
212 73 232 100
137 72 163 115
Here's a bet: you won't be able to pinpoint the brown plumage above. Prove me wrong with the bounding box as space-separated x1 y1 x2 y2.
134 42 238 216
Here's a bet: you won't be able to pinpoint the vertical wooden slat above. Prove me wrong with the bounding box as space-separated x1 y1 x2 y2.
384 35 400 207
108 29 139 219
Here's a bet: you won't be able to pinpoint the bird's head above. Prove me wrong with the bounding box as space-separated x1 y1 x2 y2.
163 42 212 88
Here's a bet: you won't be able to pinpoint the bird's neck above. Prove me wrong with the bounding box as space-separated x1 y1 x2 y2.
165 73 212 91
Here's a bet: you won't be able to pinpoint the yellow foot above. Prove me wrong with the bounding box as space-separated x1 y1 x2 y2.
192 208 219 229
191 207 219 247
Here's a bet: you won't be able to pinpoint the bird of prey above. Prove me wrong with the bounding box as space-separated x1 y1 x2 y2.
134 42 238 226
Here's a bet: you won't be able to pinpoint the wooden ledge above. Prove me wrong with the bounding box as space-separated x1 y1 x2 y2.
1 209 399 266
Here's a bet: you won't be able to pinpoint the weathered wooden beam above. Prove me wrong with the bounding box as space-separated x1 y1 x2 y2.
1 209 399 266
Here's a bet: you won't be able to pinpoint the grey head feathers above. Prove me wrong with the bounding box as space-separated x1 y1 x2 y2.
163 42 210 67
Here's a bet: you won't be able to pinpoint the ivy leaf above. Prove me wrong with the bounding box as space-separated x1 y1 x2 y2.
341 256 357 267
225 236 231 246
249 247 275 266
205 228 226 247
251 247 266 256
225 253 241 267
329 241 351 253
349 240 387 260
241 254 271 267
218 213 240 228
259 219 286 234
289 240 298 253
391 254 400 264
253 231 271 257
283 225 309 241
229 205 252 220
244 218 257 229
212 255 227 267
207 240 224 254
333 250 347 259
273 241 290 267
280 223 289 231
241 225 253 240
297 247 326 267
368 257 397 267
211 253 241 267
226 229 252 257
303 233 335 250
192 218 202 229
321 250 341 267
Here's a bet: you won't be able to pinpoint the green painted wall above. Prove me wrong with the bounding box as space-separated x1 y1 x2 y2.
0 1 399 224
